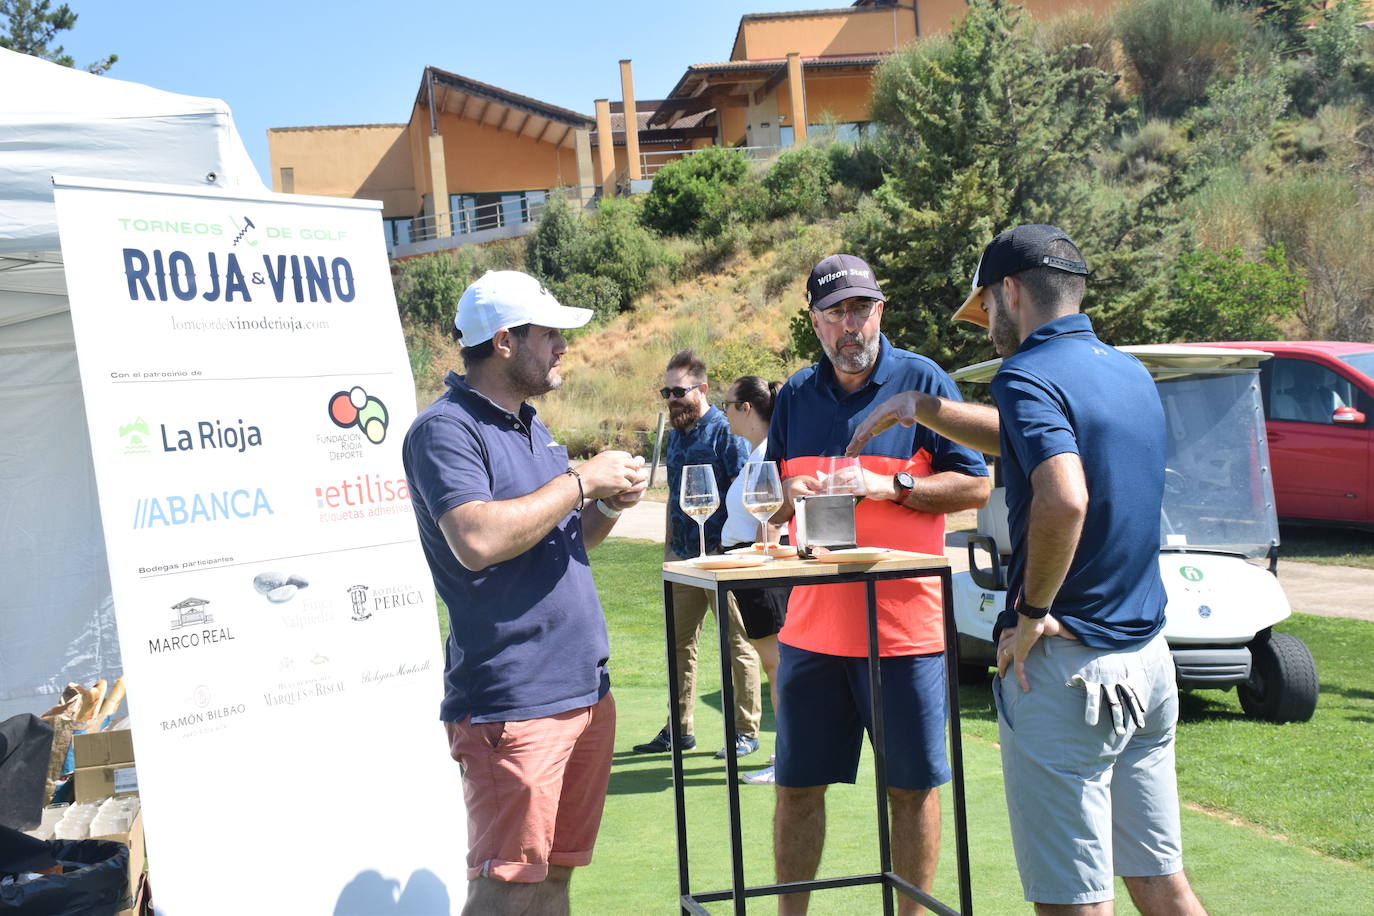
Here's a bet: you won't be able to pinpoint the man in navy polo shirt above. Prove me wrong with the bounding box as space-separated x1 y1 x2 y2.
402 270 649 916
768 254 988 915
849 226 1207 914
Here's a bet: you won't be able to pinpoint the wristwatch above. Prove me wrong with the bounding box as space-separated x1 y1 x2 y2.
892 471 915 502
1015 596 1051 619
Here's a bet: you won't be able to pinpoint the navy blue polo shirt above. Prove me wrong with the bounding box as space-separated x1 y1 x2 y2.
665 406 750 558
992 314 1167 649
402 371 610 723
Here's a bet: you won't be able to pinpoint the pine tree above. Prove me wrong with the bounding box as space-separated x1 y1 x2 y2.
0 0 116 74
813 0 1195 370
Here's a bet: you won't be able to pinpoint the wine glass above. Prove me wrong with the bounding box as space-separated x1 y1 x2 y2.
741 461 783 548
823 456 867 497
680 464 720 558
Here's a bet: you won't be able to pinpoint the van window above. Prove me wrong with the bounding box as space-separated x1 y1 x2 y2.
1261 357 1365 425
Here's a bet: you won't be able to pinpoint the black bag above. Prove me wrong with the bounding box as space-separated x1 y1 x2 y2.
0 838 131 915
0 716 53 831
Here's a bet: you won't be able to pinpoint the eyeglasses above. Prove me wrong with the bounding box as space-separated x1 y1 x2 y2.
660 382 705 400
815 299 880 324
719 399 747 411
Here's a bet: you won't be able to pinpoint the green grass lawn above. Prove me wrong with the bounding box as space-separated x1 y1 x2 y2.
439 539 1374 912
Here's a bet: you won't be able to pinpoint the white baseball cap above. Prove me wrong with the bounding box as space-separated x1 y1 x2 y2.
454 270 594 346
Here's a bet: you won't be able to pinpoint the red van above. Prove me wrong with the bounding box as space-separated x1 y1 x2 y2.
1199 341 1374 529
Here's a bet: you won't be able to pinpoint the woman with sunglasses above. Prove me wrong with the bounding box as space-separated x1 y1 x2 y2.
720 374 792 785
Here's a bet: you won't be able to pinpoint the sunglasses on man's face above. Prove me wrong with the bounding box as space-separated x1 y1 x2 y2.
660 383 705 400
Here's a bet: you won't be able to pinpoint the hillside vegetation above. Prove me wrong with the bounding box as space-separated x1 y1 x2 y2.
398 0 1374 455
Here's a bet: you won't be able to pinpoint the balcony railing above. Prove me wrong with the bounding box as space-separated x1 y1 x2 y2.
386 186 600 257
639 145 781 178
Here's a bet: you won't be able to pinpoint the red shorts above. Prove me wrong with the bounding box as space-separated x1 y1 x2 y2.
444 691 616 882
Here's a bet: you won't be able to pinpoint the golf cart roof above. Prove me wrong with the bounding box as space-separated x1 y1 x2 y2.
951 344 1273 383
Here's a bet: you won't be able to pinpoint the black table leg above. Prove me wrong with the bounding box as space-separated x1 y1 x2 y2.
664 579 692 914
941 570 973 916
714 583 748 915
866 578 895 916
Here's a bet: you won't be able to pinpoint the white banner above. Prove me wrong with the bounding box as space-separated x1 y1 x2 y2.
53 177 465 915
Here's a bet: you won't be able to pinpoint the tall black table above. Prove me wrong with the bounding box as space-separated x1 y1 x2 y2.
660 551 972 915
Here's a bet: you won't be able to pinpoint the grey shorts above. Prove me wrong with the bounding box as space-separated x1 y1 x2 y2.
993 631 1183 905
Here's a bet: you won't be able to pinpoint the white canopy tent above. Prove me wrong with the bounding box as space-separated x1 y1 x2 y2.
0 48 266 720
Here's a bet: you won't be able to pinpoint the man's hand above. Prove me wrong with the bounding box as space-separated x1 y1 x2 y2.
604 457 649 511
782 474 823 503
846 391 927 457
577 451 645 500
996 613 1069 692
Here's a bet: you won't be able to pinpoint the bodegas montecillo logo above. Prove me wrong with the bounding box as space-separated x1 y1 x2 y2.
149 597 237 655
131 487 274 529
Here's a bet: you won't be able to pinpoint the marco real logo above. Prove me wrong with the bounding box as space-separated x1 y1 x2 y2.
132 487 274 529
149 597 237 655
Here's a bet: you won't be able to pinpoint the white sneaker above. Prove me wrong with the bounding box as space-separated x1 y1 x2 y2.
741 756 775 785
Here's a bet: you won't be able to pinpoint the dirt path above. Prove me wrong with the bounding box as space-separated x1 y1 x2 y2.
613 503 1374 623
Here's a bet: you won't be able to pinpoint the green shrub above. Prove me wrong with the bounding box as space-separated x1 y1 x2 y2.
1164 243 1305 340
549 273 622 324
1114 0 1256 117
393 251 475 326
710 335 788 390
578 197 679 310
827 139 885 193
525 193 583 283
700 173 769 238
640 146 751 235
764 146 834 219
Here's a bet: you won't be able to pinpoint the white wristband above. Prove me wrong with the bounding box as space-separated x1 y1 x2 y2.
595 498 622 519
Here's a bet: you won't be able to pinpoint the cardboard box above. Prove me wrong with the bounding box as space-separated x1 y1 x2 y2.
74 762 138 804
93 807 146 916
73 729 135 769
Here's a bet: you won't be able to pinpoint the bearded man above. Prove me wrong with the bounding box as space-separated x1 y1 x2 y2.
766 255 988 915
631 349 762 760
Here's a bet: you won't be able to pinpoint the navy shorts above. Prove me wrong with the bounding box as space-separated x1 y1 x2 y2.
774 642 951 790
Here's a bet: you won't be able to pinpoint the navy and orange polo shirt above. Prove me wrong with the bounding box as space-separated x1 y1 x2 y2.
766 335 987 657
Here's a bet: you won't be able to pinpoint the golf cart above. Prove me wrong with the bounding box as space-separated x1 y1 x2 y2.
950 346 1319 723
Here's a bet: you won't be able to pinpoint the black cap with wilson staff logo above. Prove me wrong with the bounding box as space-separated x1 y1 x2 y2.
806 254 886 312
953 224 1088 327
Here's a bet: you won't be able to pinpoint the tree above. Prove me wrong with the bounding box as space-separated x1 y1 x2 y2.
524 193 582 284
813 0 1195 369
1 0 116 73
1164 244 1305 341
640 146 750 236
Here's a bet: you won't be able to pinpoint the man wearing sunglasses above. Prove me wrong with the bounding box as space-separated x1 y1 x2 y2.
632 349 761 760
767 254 989 915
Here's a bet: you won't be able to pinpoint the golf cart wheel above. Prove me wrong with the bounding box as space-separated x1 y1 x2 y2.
1238 632 1318 723
957 661 991 685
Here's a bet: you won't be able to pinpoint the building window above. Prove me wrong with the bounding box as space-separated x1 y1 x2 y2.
382 217 412 253
279 167 294 194
450 191 547 234
780 126 794 148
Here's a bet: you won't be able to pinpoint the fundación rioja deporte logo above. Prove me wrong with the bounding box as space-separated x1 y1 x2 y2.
328 386 388 444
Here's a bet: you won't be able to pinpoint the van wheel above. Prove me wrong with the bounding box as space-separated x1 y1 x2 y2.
1238 632 1318 723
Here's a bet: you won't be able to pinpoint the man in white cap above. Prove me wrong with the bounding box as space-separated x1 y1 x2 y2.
402 270 648 915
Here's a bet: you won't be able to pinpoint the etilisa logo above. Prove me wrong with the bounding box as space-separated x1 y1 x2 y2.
132 487 274 529
120 418 151 455
347 585 372 621
315 473 410 523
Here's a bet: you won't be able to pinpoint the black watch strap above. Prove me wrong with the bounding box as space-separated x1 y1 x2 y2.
1016 597 1051 619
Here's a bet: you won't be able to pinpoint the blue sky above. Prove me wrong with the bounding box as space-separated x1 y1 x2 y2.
58 0 815 185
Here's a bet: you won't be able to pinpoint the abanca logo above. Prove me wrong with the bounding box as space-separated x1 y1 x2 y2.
132 488 274 529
